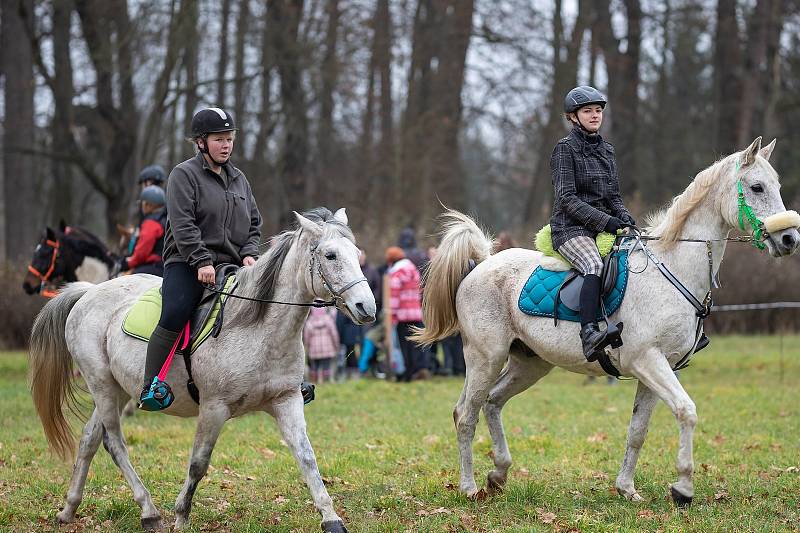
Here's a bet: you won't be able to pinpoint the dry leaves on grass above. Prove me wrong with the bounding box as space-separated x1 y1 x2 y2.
714 490 729 501
322 476 352 486
536 508 557 524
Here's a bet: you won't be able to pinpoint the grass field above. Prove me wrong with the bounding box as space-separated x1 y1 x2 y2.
1 335 799 532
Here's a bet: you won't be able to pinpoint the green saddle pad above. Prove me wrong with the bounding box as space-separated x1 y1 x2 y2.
518 250 629 321
122 276 236 353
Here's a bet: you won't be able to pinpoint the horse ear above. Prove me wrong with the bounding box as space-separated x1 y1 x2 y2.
760 138 777 161
46 226 56 240
742 136 762 166
294 212 323 239
58 219 67 232
333 208 348 225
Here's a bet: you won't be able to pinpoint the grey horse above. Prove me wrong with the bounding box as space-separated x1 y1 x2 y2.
414 137 799 505
29 207 375 532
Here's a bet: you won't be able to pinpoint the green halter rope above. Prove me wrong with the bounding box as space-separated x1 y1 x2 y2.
735 160 767 250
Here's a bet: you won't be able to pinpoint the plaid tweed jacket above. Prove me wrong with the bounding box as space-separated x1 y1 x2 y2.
549 126 632 250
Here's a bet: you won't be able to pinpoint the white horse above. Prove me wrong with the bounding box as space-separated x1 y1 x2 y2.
414 137 800 505
29 208 375 532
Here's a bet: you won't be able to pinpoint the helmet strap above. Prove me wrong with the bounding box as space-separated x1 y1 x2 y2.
197 136 227 167
574 113 596 134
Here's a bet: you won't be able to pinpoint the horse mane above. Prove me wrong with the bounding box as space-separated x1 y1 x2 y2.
233 207 355 327
645 155 734 243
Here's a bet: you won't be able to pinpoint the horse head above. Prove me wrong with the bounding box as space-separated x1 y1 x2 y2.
721 137 800 257
295 208 377 325
23 227 66 296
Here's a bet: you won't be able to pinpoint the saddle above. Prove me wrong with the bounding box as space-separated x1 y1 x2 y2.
123 264 239 352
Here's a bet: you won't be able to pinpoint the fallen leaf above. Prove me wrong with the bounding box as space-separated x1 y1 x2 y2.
423 435 440 445
365 443 379 450
786 466 799 473
536 508 556 524
592 471 609 480
274 495 288 504
518 467 530 478
587 432 608 443
637 509 655 518
258 448 277 460
712 434 726 445
714 490 728 501
429 507 451 515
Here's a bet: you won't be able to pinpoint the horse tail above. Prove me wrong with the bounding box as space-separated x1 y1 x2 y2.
411 209 493 345
29 282 92 461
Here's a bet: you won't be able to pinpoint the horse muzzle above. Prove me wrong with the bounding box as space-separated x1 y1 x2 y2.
763 211 800 257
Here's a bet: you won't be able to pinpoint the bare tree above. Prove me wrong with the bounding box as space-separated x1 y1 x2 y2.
2 0 37 260
268 0 310 224
316 0 340 205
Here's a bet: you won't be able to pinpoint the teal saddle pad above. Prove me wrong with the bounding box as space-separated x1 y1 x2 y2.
518 250 629 321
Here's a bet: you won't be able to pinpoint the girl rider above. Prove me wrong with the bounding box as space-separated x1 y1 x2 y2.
549 86 636 361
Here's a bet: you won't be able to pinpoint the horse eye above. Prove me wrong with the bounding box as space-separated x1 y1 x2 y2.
750 183 764 193
325 253 337 261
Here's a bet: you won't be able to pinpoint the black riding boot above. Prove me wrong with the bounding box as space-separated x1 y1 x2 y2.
579 274 605 362
139 326 180 411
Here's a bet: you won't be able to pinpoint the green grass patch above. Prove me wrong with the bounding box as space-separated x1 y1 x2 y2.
1 335 799 531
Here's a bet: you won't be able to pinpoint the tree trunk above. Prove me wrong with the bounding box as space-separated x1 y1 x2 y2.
713 0 742 154
51 0 76 223
268 0 309 225
181 0 200 161
217 0 232 107
233 0 250 150
2 0 37 260
594 0 641 194
316 0 340 206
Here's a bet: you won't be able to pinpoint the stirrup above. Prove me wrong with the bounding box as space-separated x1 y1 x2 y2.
138 377 174 411
301 382 315 404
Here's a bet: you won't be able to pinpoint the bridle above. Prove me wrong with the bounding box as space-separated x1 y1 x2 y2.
205 240 368 309
308 242 368 306
27 238 61 298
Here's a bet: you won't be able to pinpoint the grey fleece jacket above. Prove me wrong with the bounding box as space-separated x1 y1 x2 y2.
163 152 262 269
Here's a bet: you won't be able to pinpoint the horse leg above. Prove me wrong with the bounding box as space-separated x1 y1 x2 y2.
269 392 346 533
174 402 230 529
631 348 697 506
94 388 162 529
483 351 552 494
454 345 506 499
56 409 104 524
615 381 659 501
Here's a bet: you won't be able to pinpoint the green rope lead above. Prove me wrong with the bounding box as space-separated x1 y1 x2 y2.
735 159 766 250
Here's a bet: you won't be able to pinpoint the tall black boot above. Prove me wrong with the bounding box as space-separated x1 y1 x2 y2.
139 326 180 411
579 275 605 361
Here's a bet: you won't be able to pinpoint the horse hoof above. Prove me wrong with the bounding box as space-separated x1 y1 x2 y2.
670 486 693 508
466 488 488 501
486 471 506 494
141 515 164 531
56 510 75 524
321 519 348 533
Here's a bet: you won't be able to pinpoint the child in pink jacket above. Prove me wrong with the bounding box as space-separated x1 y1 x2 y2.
303 307 340 382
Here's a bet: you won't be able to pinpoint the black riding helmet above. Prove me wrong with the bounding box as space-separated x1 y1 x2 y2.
137 165 166 185
563 86 607 114
190 107 237 138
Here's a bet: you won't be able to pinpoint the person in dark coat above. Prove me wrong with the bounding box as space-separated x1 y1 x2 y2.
397 226 428 271
550 86 635 361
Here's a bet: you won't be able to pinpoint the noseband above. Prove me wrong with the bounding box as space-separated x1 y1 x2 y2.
735 160 800 250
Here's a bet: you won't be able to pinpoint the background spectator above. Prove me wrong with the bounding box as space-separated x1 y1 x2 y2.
303 307 340 383
386 246 430 381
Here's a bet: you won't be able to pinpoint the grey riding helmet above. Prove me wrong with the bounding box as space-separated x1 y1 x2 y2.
140 185 166 206
137 165 166 185
564 86 607 113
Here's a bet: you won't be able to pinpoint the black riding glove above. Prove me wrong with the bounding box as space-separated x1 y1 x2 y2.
620 214 637 227
604 217 624 234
